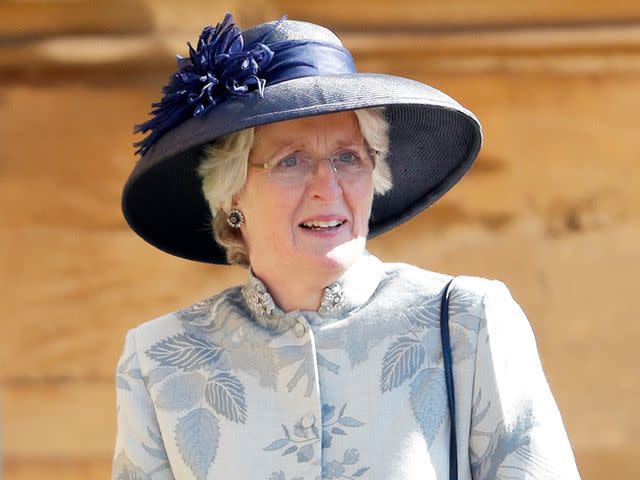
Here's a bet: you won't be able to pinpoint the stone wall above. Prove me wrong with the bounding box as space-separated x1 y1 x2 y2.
2 1 639 478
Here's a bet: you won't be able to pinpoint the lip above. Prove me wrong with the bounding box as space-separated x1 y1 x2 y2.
298 215 348 225
298 222 347 238
297 216 349 238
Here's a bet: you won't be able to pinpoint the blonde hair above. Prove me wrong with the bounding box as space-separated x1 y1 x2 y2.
197 108 392 266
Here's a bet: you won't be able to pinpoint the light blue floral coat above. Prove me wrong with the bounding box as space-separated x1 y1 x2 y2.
112 252 580 479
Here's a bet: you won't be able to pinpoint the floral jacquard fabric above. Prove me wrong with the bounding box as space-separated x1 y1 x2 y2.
112 252 580 479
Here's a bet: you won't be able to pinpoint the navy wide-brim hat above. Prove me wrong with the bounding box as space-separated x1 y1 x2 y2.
122 14 482 264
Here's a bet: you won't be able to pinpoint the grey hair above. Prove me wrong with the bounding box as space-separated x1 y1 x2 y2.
197 108 392 266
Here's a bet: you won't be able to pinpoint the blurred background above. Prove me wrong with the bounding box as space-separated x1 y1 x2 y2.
1 0 639 478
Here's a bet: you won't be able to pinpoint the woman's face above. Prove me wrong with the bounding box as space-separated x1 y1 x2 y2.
236 111 374 279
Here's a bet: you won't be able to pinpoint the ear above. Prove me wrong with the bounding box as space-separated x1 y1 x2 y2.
231 193 240 209
232 183 248 209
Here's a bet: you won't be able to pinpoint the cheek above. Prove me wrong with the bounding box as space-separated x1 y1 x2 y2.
347 181 374 233
242 185 301 242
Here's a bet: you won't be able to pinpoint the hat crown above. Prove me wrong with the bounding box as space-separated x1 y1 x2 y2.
243 19 344 49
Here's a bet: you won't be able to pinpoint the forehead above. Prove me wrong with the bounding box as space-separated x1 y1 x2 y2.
254 111 361 148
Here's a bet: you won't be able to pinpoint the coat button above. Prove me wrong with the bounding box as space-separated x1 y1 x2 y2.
301 414 315 428
294 320 306 338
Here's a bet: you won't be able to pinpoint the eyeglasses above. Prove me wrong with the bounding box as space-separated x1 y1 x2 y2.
249 144 379 186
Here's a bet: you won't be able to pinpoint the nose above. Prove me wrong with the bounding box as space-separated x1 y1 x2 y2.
306 157 343 200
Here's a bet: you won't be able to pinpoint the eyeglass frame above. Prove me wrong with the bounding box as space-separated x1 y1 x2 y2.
248 144 381 184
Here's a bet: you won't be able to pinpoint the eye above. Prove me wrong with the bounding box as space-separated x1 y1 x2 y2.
276 154 300 168
335 149 362 166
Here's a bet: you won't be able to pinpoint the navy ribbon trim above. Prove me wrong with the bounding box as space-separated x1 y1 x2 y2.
134 13 356 156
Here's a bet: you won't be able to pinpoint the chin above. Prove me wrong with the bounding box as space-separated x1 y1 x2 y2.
301 237 366 273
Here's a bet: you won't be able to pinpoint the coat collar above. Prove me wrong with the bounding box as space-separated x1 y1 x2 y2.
241 251 385 333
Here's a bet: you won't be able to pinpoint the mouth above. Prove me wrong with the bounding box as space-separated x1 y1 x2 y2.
298 219 346 231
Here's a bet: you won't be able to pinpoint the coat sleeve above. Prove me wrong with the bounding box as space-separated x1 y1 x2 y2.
112 328 175 480
468 280 581 479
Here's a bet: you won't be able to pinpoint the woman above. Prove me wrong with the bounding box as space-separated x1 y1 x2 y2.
114 14 580 480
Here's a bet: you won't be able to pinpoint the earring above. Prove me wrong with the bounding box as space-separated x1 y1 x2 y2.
226 208 245 229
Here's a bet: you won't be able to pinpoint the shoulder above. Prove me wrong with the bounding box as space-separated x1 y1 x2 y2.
380 259 502 299
126 285 245 349
379 262 536 357
378 260 521 326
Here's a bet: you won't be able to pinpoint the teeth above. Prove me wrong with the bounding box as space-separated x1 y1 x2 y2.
301 220 343 228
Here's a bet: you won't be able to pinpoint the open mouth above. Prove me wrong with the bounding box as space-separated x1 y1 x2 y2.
299 219 345 231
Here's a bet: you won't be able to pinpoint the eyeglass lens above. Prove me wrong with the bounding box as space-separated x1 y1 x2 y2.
267 146 374 184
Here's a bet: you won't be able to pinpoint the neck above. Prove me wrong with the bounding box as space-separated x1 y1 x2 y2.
250 263 346 312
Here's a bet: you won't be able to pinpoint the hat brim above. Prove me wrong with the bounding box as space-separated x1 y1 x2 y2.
122 72 482 264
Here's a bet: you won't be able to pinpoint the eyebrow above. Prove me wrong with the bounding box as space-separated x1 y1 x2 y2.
262 139 364 161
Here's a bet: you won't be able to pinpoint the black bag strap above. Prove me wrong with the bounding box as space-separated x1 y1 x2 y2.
440 278 458 480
